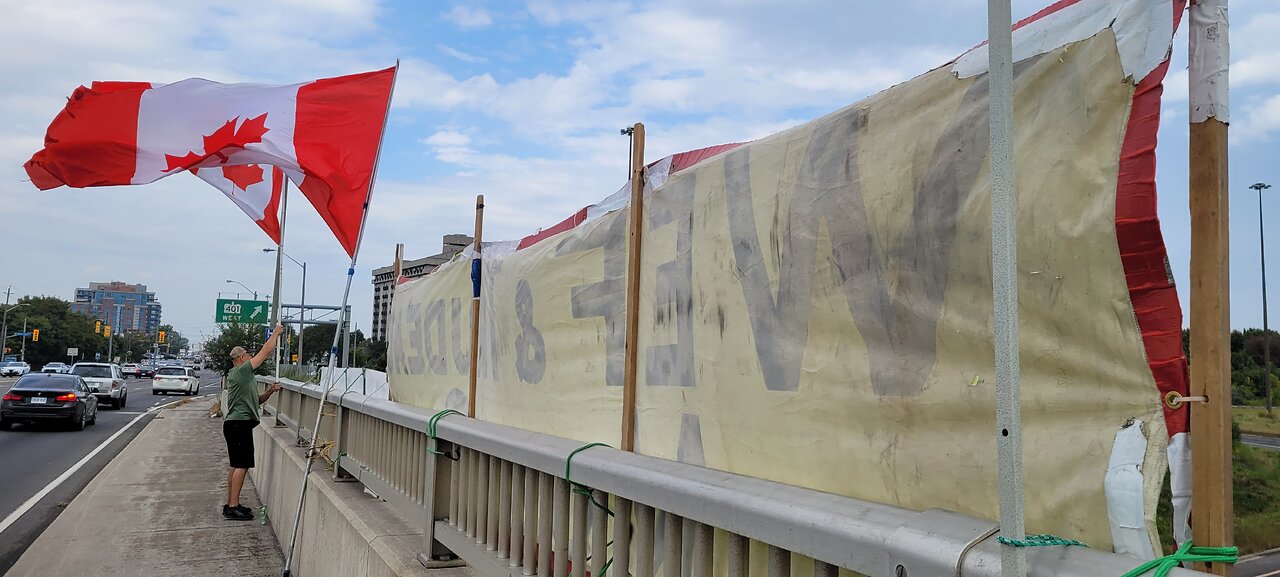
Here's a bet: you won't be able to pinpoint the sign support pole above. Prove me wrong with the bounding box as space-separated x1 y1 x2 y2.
621 122 645 452
1188 0 1233 573
468 195 484 418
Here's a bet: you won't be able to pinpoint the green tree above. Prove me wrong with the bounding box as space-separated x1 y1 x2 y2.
205 322 271 376
300 323 337 365
7 296 105 369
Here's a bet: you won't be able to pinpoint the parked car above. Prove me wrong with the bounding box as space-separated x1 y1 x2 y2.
0 361 31 377
70 362 128 409
40 362 71 374
1 373 98 430
152 366 200 395
121 363 141 378
139 364 157 378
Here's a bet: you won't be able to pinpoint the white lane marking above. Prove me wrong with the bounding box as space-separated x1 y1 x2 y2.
1256 569 1280 577
0 397 186 535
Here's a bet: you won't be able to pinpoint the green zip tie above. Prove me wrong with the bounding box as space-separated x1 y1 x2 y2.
426 409 463 457
259 505 269 525
1119 542 1237 577
997 534 1087 548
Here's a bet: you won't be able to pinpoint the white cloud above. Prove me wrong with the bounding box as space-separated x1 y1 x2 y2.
438 44 487 64
1234 93 1280 142
443 5 494 29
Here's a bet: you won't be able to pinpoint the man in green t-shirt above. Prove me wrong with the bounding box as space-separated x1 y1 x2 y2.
221 323 284 520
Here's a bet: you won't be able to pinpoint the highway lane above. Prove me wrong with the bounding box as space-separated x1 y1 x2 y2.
1239 548 1280 577
1242 433 1280 451
0 369 220 574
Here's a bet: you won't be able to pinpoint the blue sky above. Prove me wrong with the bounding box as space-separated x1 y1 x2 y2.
1 0 1278 347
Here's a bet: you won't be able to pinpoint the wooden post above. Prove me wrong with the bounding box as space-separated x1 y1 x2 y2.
621 123 645 451
1188 0 1232 574
468 195 485 418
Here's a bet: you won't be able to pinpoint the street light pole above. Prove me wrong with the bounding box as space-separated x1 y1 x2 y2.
264 248 307 366
2 303 29 360
1255 181 1273 415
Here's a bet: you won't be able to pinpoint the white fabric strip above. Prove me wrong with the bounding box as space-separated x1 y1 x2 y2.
1166 432 1192 545
1105 420 1157 560
1189 0 1229 123
953 0 1175 84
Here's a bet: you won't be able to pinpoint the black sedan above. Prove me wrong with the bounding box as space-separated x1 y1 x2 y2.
138 364 157 378
0 373 99 431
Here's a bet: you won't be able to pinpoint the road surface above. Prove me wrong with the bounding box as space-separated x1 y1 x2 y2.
0 370 220 574
1242 433 1280 451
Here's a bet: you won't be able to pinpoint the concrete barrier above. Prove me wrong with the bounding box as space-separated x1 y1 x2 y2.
253 418 474 577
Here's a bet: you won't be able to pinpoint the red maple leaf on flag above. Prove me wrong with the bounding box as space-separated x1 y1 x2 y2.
221 164 265 191
164 113 270 173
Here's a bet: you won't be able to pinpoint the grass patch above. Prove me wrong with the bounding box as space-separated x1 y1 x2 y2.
1234 406 1280 436
1158 432 1280 555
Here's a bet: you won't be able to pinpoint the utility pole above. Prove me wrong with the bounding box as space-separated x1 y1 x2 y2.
1255 182 1273 414
20 317 27 362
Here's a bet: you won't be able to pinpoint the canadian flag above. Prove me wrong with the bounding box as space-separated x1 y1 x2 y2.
24 67 396 257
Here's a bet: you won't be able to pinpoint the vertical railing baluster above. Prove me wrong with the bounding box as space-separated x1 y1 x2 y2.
466 449 478 538
521 467 538 575
692 522 713 577
590 490 608 577
510 464 525 566
682 518 694 577
813 560 836 577
635 504 655 577
612 499 632 577
664 512 684 577
767 547 790 577
499 460 512 558
727 534 749 577
538 473 553 577
449 443 460 526
571 488 588 577
477 452 491 545
487 455 500 550
553 477 570 577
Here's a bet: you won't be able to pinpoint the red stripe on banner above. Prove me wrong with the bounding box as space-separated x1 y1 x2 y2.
24 83 149 190
294 66 395 257
518 208 588 250
668 142 745 173
1115 2 1189 437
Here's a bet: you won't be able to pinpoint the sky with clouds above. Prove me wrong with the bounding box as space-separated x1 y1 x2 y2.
1 0 1278 348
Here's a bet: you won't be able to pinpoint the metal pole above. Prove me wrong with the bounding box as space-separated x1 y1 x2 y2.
986 1 1024 576
1255 182 1273 414
272 177 289 383
299 261 306 366
20 318 26 362
281 60 398 577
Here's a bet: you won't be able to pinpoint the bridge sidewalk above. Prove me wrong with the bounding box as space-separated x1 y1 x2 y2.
5 399 284 577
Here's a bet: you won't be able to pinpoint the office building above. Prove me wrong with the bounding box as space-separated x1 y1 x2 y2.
71 281 162 334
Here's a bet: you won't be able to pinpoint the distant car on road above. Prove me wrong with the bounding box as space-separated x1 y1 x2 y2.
0 361 31 376
1 373 98 430
71 362 128 409
152 366 201 396
139 364 157 378
121 363 142 378
40 362 71 374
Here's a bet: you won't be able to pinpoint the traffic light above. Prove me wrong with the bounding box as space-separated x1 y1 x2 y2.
104 325 112 338
95 321 102 334
32 329 39 342
158 330 166 344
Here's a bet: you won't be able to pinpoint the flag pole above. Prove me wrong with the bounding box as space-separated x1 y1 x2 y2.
468 195 484 417
1188 0 1232 573
621 122 644 452
281 61 399 577
271 174 289 384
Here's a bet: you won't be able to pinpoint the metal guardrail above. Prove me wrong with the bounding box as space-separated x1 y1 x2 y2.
259 377 1206 577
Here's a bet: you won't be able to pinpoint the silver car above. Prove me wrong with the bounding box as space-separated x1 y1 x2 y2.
70 362 128 409
0 361 31 376
152 366 201 395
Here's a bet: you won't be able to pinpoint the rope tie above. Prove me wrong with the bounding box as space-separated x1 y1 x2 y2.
1119 542 1238 577
997 534 1086 548
426 409 463 459
565 442 616 577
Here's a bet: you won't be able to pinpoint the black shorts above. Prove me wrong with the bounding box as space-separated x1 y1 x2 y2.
223 419 258 469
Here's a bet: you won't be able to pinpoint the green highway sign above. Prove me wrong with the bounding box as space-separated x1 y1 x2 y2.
215 298 270 323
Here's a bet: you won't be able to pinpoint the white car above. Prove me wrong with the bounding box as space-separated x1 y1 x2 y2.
152 366 200 395
0 361 31 376
71 362 128 409
41 362 71 374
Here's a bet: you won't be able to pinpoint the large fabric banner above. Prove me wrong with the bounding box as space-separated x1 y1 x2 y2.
389 0 1187 550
